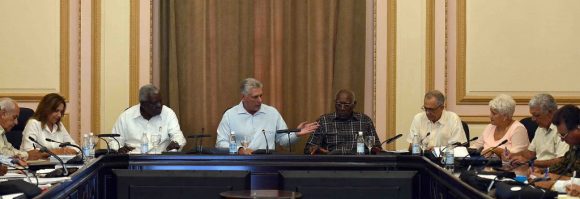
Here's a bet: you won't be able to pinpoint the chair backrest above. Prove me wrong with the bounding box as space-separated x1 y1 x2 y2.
6 107 35 149
461 121 470 146
519 117 538 142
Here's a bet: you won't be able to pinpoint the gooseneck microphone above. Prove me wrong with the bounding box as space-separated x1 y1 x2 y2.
45 138 85 163
480 139 508 157
262 129 269 154
97 134 120 150
28 137 68 176
380 134 403 145
453 137 478 147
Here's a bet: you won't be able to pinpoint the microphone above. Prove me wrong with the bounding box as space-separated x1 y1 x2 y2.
29 137 68 176
276 129 300 134
381 134 403 145
262 129 269 154
420 132 431 144
45 138 84 164
453 137 478 147
480 139 508 157
96 134 120 137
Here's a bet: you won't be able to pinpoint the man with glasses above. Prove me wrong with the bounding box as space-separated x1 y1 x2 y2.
533 104 580 192
406 90 466 151
304 89 381 154
111 84 186 154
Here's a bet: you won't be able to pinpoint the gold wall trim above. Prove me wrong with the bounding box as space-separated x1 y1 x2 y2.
455 0 580 105
91 0 101 134
425 0 435 92
130 0 140 105
0 1 70 102
386 0 397 151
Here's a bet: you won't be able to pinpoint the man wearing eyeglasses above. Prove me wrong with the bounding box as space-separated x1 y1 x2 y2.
406 90 466 151
532 104 580 192
304 89 381 154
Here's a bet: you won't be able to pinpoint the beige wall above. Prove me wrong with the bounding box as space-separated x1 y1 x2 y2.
2 0 579 149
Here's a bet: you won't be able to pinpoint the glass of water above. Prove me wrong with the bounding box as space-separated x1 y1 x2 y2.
365 136 375 155
150 134 161 154
240 136 250 150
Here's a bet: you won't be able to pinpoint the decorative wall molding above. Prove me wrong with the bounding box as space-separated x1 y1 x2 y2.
0 0 70 102
91 0 101 134
130 0 140 105
455 0 580 105
386 0 397 151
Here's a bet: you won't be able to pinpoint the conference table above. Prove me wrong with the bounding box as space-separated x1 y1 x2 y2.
30 153 490 199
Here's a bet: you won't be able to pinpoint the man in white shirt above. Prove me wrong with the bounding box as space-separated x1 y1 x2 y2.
406 90 467 150
216 78 319 154
0 98 47 160
510 94 569 168
111 85 186 154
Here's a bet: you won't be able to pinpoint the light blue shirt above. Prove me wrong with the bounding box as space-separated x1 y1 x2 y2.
216 102 298 150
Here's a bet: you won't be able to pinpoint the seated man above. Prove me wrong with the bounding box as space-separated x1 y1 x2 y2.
216 78 319 154
0 98 47 160
510 94 568 168
111 85 186 154
533 105 580 192
407 90 467 151
304 89 381 154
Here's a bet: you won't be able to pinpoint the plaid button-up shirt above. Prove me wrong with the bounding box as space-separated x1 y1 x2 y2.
304 112 381 154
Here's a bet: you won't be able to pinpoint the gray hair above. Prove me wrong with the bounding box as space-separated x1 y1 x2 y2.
489 94 516 118
529 93 557 114
335 89 357 102
424 90 445 107
240 78 263 96
0 98 17 113
139 84 159 102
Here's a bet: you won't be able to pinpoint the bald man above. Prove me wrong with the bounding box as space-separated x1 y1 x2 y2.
304 89 381 154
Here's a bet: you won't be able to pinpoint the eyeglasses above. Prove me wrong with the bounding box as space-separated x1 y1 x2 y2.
559 126 580 139
421 106 441 113
335 102 354 109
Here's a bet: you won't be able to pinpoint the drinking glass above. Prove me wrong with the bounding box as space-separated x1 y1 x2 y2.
365 136 375 155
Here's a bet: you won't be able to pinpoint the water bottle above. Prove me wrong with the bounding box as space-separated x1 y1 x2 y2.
444 140 455 172
82 134 91 159
357 132 365 155
141 133 149 154
88 132 95 158
229 131 237 154
411 133 421 155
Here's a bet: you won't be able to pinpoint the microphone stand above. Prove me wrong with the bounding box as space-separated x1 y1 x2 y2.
97 137 112 154
262 129 269 154
29 137 68 176
45 139 85 163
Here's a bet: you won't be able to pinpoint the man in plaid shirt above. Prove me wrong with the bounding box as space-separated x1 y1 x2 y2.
304 89 381 154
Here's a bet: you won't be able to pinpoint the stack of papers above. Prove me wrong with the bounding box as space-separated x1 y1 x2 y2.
432 146 470 158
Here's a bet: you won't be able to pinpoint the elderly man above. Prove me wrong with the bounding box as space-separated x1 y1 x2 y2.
407 90 467 151
111 84 186 154
0 98 47 161
510 94 569 168
304 89 381 154
216 78 319 154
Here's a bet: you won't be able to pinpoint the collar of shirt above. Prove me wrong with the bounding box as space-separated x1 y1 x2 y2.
235 101 266 116
43 123 60 134
331 112 361 122
130 104 165 121
429 110 448 127
544 124 557 134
